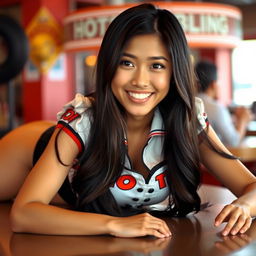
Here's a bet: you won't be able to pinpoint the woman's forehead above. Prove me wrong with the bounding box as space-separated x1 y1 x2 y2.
122 34 170 59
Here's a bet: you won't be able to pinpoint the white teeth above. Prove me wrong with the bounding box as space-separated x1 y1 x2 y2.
128 92 151 99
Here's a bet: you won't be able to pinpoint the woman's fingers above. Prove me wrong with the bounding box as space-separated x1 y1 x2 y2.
152 217 171 237
230 215 251 235
139 215 171 238
109 213 172 238
215 204 234 226
215 203 252 236
145 228 170 238
239 217 252 234
222 208 243 236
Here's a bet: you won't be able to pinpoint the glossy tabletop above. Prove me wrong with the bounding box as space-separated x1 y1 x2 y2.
1 185 256 256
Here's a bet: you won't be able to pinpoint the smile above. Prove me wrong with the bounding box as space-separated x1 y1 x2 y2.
127 91 152 100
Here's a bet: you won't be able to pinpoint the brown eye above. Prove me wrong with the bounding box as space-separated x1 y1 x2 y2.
120 60 134 67
152 63 165 69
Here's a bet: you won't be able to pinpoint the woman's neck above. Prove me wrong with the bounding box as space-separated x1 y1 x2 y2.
126 111 154 134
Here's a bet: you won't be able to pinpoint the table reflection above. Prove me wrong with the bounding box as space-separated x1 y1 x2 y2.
9 210 256 256
2 185 256 256
10 233 171 256
10 216 202 256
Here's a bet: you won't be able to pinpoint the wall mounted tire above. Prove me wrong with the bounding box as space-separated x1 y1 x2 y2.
0 15 29 84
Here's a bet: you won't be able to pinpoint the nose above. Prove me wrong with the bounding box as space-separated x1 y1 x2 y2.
131 66 150 88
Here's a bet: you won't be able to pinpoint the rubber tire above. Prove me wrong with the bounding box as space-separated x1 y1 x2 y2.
0 15 29 84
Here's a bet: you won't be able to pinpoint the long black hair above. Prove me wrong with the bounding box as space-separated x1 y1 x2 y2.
68 3 232 216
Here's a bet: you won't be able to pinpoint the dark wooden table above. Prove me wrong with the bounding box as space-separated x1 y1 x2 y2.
1 185 256 256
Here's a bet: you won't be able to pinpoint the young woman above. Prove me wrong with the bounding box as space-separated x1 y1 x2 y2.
1 3 256 238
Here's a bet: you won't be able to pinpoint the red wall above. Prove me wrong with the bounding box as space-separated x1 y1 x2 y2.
0 0 74 122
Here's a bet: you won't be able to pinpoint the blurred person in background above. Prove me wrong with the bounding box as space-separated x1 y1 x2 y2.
195 60 253 147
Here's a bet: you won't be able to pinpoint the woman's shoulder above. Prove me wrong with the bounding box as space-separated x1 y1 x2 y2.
195 97 208 130
195 97 204 111
57 94 93 120
56 94 94 149
59 93 93 113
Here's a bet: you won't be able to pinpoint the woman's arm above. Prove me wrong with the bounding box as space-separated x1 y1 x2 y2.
199 126 256 236
10 129 170 238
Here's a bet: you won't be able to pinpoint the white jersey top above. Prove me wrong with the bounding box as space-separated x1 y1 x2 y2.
56 94 208 212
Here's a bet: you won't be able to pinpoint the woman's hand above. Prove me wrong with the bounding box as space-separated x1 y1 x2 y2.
215 202 252 236
107 212 172 238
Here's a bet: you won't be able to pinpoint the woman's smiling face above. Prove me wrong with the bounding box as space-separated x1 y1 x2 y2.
111 34 172 120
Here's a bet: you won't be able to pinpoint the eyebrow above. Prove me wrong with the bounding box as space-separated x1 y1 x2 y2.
122 53 169 62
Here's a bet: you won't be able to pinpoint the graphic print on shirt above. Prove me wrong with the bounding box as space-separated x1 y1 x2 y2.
110 167 170 211
60 108 80 123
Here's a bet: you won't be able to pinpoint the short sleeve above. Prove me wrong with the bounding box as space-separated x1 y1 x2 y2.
195 97 208 133
56 93 93 152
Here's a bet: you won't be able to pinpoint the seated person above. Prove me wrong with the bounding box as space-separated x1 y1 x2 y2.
195 60 252 147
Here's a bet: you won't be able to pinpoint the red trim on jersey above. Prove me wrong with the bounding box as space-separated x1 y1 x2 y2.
148 131 166 138
203 113 210 127
56 123 83 152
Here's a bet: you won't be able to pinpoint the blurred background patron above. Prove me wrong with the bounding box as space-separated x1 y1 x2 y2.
195 60 253 147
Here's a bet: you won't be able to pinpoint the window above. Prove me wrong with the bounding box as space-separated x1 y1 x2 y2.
232 40 256 106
